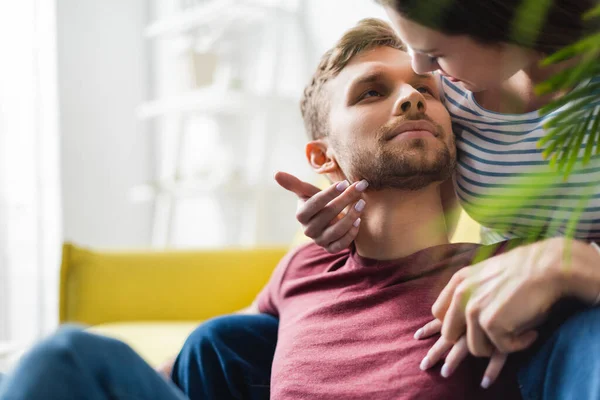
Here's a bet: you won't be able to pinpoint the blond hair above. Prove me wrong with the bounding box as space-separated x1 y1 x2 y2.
300 18 405 140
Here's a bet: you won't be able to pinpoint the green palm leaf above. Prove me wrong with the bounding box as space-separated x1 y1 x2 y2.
536 3 600 176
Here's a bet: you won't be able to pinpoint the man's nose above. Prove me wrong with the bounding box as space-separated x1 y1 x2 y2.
393 88 426 117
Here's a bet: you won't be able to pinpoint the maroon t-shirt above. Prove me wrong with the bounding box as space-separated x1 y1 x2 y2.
257 241 522 400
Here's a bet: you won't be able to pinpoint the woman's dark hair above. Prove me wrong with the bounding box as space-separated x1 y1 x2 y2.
377 0 597 54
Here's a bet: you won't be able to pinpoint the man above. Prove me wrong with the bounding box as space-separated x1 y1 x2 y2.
0 18 523 400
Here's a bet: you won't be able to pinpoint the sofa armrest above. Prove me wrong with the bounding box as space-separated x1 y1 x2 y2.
60 243 287 326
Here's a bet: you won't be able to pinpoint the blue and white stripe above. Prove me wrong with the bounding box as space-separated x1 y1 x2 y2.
440 74 600 244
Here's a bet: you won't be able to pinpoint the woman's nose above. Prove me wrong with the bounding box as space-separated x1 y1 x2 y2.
411 53 437 75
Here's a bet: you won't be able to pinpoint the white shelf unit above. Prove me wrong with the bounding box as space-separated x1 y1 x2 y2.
136 87 298 120
0 340 26 372
145 0 297 39
140 0 314 248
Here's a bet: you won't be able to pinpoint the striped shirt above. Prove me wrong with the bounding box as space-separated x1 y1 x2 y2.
439 74 600 244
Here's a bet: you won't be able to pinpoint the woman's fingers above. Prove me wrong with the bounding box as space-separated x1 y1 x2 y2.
274 171 321 200
420 335 453 371
419 333 510 388
466 303 494 357
302 183 366 239
431 268 468 321
440 284 469 343
481 351 508 389
320 210 362 253
414 319 442 340
275 172 369 253
440 337 469 378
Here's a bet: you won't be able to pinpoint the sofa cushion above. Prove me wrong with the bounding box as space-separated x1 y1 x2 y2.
89 321 201 367
60 244 287 326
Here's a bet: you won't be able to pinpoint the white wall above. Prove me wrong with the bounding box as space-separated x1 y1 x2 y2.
55 0 388 249
57 0 152 248
306 0 387 54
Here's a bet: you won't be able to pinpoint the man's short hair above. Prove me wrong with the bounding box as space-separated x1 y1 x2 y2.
300 18 405 140
373 0 394 6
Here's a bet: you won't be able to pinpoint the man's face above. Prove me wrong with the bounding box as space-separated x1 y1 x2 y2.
325 46 455 191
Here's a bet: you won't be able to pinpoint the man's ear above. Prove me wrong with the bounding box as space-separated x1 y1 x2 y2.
306 140 338 175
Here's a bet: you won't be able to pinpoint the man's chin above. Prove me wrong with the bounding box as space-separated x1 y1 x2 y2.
385 140 447 161
366 173 448 191
367 156 454 191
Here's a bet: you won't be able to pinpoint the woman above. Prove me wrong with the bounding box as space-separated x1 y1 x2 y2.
276 0 600 396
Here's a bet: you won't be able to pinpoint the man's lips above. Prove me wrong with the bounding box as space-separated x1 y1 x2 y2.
385 120 438 141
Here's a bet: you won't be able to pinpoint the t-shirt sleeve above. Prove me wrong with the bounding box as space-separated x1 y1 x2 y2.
255 248 300 317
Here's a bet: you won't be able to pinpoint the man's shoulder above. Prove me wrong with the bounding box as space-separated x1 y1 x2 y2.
282 242 351 279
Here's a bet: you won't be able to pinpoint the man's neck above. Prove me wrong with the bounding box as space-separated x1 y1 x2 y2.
354 185 449 260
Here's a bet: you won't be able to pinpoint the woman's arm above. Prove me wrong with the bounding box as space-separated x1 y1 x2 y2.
428 238 600 355
560 240 600 305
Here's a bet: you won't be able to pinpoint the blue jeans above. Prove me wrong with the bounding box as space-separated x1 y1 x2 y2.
1 309 598 400
171 314 278 400
518 305 600 400
0 327 188 400
0 314 278 400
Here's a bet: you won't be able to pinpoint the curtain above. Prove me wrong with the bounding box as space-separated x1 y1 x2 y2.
0 0 61 352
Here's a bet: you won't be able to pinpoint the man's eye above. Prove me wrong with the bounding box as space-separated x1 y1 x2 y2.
360 90 383 100
416 86 434 95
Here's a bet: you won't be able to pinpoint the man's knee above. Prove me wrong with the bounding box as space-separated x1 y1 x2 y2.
553 306 600 347
29 326 132 366
182 316 239 353
183 314 277 351
18 327 94 369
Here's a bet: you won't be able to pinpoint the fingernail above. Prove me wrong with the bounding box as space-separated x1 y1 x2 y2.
353 218 361 228
481 377 491 389
441 363 451 378
420 357 430 371
355 199 366 212
336 180 350 191
414 329 423 340
356 180 369 192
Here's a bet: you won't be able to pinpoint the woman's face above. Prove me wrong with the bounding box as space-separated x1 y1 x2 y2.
385 7 535 92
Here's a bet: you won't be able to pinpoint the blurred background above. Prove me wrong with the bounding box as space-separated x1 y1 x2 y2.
0 0 388 367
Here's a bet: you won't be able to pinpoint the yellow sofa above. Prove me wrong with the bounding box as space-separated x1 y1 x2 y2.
59 244 288 366
59 211 480 367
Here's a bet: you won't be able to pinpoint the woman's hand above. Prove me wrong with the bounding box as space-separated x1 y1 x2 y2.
424 238 592 361
416 319 507 389
274 171 368 253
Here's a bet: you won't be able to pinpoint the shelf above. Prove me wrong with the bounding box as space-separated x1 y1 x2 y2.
0 341 24 357
136 87 298 120
145 0 296 39
130 178 285 203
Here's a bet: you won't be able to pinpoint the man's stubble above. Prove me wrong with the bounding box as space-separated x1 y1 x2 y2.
334 118 456 191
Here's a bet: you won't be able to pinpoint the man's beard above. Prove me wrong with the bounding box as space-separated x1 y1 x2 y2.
338 117 456 191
